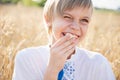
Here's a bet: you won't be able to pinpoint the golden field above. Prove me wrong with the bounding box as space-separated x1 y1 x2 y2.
0 4 120 80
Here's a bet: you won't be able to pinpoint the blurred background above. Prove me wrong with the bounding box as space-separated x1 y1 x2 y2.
0 0 120 80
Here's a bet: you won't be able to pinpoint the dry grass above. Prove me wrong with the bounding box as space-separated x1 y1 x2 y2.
0 4 120 80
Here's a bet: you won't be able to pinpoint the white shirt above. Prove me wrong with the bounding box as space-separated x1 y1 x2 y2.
12 45 116 80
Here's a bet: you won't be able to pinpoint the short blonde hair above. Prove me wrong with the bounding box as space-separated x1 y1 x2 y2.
43 0 93 34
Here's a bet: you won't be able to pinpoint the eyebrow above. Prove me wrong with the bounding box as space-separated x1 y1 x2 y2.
63 12 91 20
63 12 72 16
83 16 90 20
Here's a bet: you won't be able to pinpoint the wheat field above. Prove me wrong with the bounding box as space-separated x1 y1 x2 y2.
0 4 120 80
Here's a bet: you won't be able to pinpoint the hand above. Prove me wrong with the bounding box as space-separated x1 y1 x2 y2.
44 33 76 80
49 33 76 72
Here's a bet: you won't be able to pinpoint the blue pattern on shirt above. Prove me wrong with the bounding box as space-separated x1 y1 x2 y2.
57 61 75 80
58 69 64 80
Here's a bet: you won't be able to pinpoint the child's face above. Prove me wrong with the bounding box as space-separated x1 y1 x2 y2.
50 7 92 45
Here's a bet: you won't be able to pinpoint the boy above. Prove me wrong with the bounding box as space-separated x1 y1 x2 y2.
12 0 116 80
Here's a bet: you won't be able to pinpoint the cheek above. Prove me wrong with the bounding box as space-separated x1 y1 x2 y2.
81 25 88 36
52 22 65 39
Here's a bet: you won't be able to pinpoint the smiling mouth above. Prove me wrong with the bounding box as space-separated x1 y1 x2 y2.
62 32 80 38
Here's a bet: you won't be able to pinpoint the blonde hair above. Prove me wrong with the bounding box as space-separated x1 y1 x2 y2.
43 0 93 34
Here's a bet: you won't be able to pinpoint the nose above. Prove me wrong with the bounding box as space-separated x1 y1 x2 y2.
70 21 80 30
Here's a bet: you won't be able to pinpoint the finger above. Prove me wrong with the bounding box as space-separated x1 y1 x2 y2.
51 33 72 48
64 47 75 58
60 43 76 54
58 37 75 51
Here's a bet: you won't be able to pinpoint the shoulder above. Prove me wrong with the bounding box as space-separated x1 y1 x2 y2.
75 47 115 79
13 45 50 80
16 45 49 57
15 45 50 64
76 47 109 65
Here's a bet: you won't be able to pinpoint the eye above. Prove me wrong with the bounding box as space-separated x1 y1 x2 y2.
64 15 71 18
80 19 89 24
63 15 73 21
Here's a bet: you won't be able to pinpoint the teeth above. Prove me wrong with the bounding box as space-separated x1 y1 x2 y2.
62 32 79 38
66 33 78 38
69 34 77 38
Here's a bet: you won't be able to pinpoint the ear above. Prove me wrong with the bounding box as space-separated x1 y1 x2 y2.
44 15 52 27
